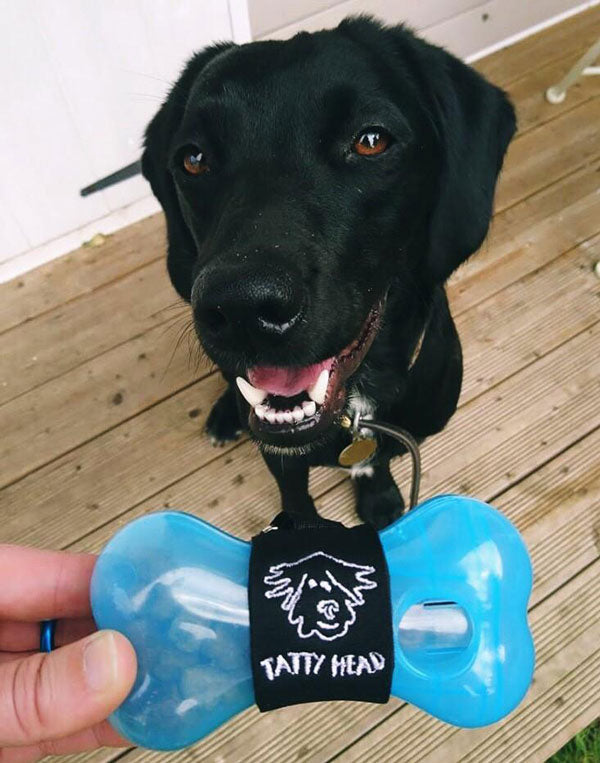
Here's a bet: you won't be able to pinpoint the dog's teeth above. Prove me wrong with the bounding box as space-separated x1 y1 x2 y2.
292 406 304 422
254 405 266 420
307 369 328 405
283 410 294 423
275 411 286 424
236 376 267 407
265 410 277 424
302 399 317 417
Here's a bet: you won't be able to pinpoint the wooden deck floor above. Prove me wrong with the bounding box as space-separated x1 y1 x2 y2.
2 7 600 762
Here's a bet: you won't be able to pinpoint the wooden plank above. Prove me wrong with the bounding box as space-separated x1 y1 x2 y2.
495 97 600 213
253 0 600 82
274 390 598 761
458 646 600 763
0 214 165 335
74 432 600 763
448 157 600 314
457 233 600 401
499 430 600 609
506 48 600 135
436 593 600 762
317 323 600 519
0 256 177 406
473 3 600 87
0 373 241 550
334 562 600 763
0 317 208 487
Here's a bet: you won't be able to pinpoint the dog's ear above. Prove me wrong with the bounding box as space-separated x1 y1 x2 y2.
142 43 234 301
339 18 516 282
420 46 516 282
395 30 517 282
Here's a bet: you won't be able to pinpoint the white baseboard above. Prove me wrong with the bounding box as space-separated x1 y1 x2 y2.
466 0 600 62
0 194 160 284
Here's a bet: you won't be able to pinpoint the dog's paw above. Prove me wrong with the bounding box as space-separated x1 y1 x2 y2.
356 483 405 530
205 387 244 446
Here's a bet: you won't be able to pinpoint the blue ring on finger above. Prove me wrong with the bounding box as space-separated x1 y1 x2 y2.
40 619 57 652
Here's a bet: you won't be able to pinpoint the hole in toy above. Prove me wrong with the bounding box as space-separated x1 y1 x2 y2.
398 601 472 655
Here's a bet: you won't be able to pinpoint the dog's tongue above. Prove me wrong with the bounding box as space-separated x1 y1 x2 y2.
248 359 333 397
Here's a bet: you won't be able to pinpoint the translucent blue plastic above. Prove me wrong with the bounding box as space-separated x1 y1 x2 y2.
90 495 534 750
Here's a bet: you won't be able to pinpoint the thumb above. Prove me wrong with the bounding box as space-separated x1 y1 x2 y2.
0 630 137 747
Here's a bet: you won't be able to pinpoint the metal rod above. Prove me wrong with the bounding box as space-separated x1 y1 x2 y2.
80 159 143 197
546 37 600 103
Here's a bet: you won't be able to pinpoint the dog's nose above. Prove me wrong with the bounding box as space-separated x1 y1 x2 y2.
194 264 305 344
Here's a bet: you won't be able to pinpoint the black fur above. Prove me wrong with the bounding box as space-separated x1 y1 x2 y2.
142 17 516 528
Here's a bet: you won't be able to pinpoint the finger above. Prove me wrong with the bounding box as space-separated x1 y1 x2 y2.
0 546 96 621
0 630 136 747
0 720 130 762
0 652 36 665
0 618 96 652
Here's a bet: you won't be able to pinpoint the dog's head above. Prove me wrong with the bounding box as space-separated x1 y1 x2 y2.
142 18 515 452
264 551 377 640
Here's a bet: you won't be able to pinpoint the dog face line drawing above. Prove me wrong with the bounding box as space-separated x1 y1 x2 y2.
263 551 378 641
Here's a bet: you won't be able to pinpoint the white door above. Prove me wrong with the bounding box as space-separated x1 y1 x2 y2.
0 0 250 279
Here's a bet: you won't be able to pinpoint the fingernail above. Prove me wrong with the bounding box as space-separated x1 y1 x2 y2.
84 631 118 692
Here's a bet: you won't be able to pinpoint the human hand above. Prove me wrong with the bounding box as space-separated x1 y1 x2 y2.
0 545 137 762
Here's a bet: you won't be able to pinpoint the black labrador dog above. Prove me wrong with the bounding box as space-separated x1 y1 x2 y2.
142 16 516 528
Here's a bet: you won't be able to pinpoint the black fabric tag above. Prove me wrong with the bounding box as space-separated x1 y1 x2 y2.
249 515 394 711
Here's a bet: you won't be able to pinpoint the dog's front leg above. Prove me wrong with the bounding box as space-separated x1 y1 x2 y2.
205 380 245 446
353 459 405 530
262 453 317 519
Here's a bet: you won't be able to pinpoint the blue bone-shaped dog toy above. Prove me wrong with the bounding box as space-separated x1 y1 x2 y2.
91 495 534 750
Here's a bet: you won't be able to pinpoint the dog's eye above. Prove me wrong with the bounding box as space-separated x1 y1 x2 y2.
182 147 209 176
353 129 390 156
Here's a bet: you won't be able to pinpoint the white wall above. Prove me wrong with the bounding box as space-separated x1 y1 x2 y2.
0 0 251 282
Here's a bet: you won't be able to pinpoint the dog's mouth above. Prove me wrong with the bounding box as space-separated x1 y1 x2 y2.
236 299 384 448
